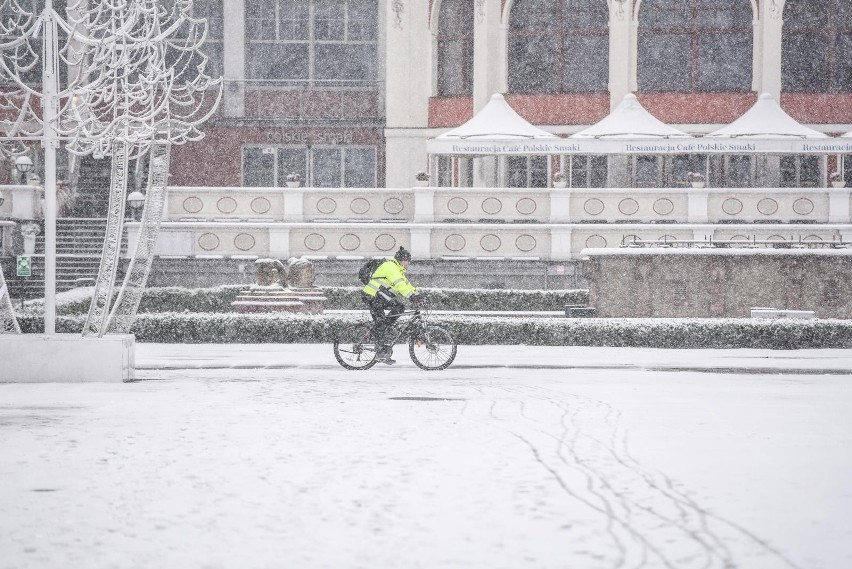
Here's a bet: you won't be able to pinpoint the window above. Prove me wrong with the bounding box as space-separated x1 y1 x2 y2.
507 156 548 188
724 155 753 188
569 155 607 187
638 0 752 92
165 0 224 82
436 156 473 187
437 156 453 187
669 154 707 186
780 155 820 187
634 156 660 187
242 146 376 187
508 0 608 94
245 0 378 86
436 0 473 96
782 0 852 92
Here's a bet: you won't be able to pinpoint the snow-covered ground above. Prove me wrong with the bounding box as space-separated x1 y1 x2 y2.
2 344 851 569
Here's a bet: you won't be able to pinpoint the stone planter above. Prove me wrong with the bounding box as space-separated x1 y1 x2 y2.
831 181 846 188
415 179 430 187
286 181 300 188
553 181 567 188
690 181 706 188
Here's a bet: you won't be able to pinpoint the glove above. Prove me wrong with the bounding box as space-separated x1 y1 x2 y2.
411 294 427 308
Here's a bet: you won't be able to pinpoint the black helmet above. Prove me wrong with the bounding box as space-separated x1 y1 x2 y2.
394 246 411 262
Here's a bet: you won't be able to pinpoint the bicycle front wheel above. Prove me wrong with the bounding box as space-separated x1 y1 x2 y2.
409 325 457 371
333 323 378 370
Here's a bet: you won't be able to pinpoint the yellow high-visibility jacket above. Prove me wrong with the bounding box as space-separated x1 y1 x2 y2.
362 259 416 300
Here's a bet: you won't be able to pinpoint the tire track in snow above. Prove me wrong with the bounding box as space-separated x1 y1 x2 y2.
463 383 804 569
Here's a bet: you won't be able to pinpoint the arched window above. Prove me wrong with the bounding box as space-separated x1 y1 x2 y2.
245 0 378 87
782 0 852 92
508 0 608 94
638 0 752 92
437 0 474 96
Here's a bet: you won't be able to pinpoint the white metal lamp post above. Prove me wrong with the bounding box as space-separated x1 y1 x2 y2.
127 191 145 221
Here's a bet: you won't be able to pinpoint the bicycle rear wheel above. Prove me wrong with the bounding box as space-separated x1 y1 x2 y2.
334 323 378 370
409 325 457 370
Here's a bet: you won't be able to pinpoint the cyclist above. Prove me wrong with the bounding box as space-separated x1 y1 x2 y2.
361 246 426 364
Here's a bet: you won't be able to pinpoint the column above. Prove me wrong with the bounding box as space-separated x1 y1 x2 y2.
413 187 435 222
759 0 783 98
283 188 304 222
828 188 851 224
222 0 245 118
472 0 505 110
550 226 574 261
549 188 572 223
384 0 432 188
269 227 291 259
687 190 709 223
409 226 432 259
609 0 633 105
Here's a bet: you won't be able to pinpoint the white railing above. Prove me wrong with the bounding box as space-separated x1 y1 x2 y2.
134 185 852 261
164 185 852 225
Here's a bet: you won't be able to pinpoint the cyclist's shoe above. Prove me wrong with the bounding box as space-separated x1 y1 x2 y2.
376 347 395 365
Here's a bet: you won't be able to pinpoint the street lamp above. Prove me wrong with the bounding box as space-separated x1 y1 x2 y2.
15 156 33 179
127 190 145 221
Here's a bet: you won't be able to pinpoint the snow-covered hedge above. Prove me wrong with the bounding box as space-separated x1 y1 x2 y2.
16 313 852 348
25 286 589 315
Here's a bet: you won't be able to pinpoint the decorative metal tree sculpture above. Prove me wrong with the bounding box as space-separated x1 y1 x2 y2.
0 0 222 336
0 263 21 333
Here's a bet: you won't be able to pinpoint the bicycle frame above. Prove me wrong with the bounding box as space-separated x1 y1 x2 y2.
379 309 428 346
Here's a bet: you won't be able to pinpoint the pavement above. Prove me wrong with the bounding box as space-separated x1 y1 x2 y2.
134 343 852 376
2 344 851 569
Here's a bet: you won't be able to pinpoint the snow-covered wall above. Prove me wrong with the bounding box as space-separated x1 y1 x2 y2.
584 248 852 318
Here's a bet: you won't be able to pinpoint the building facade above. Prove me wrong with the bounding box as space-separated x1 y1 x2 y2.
167 0 852 190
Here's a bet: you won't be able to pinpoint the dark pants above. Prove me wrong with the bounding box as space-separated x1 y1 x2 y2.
362 292 404 347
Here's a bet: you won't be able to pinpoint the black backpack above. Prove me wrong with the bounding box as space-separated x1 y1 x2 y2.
358 258 384 284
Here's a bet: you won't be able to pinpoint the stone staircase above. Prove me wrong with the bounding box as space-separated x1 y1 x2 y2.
10 218 127 298
69 155 112 218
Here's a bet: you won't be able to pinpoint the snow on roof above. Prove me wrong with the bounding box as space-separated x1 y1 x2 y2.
843 131 852 138
433 93 558 141
571 94 691 139
706 93 828 139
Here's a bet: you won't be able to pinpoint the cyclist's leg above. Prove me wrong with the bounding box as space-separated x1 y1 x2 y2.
365 294 395 361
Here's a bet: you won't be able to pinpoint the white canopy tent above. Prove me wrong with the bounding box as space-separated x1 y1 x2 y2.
567 94 694 155
704 93 852 154
423 92 852 188
426 93 563 156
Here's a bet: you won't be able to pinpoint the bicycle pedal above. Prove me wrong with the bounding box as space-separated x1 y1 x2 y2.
379 357 396 365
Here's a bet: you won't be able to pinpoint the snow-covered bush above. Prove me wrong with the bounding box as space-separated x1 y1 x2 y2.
23 286 589 315
16 313 852 348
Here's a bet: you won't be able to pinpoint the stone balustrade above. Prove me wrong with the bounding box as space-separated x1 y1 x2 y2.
164 185 852 226
130 220 852 262
123 185 852 261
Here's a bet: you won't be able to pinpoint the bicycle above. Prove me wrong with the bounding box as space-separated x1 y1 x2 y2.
333 306 457 371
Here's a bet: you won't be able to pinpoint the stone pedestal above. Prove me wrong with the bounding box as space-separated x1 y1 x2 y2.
0 334 135 382
231 285 328 314
230 257 327 314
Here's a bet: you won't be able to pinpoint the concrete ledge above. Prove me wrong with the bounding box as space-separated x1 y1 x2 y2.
750 308 817 320
0 334 135 382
